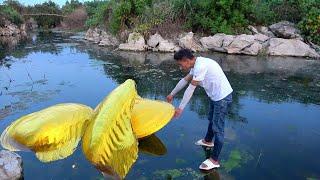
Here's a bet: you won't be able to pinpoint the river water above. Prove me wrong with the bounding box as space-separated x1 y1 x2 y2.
0 32 319 179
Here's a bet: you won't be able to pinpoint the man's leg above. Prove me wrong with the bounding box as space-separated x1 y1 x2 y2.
204 100 214 143
212 94 232 161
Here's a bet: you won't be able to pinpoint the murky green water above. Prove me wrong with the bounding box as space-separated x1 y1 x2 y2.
1 32 320 180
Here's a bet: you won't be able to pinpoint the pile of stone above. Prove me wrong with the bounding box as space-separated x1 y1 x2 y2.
0 20 27 36
84 21 320 59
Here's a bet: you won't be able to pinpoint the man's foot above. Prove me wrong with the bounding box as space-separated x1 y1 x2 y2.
199 158 220 170
195 139 214 147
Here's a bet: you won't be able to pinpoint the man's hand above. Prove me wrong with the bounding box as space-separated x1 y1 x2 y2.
166 94 174 103
174 108 183 118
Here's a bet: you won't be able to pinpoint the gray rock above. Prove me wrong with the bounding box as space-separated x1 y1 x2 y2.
0 23 23 36
118 32 147 51
178 32 203 52
267 38 320 58
248 25 259 34
242 42 263 55
226 34 256 54
257 26 275 38
254 33 270 42
98 31 119 46
200 33 235 52
0 150 23 180
157 40 180 52
84 28 101 43
269 21 302 39
147 33 164 48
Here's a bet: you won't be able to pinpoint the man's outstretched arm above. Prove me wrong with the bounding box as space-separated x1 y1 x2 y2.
174 80 199 117
167 74 192 103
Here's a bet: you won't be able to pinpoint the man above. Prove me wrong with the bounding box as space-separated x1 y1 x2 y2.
167 49 233 170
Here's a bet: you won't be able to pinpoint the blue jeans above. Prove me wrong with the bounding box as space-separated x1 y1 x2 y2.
204 93 232 161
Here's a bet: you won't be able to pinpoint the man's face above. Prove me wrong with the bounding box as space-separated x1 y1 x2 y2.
177 58 193 71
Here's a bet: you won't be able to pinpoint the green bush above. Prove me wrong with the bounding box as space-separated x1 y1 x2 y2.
134 1 174 34
29 1 62 28
109 0 153 34
172 0 253 34
62 0 83 15
0 5 23 26
299 7 320 45
251 0 320 25
84 1 110 27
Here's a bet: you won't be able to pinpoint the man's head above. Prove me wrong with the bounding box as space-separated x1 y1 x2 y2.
174 49 196 71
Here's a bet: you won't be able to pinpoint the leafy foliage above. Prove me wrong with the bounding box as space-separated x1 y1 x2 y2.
84 1 110 27
28 1 63 28
172 0 253 34
62 0 83 15
299 7 320 45
0 5 23 27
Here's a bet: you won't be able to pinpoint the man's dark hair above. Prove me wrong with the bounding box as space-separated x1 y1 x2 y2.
174 49 194 61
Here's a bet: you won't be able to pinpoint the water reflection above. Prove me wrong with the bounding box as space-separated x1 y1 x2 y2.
138 134 167 156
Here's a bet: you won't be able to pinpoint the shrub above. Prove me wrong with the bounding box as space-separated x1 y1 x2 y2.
84 1 110 27
30 1 63 28
0 5 23 26
172 0 253 34
134 1 175 34
63 7 88 29
299 7 320 45
62 0 83 15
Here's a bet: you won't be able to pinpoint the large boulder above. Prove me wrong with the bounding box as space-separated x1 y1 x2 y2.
118 32 147 51
178 32 204 52
98 31 119 46
147 33 179 52
0 150 23 180
157 40 180 52
254 33 270 43
256 26 275 38
84 28 101 43
226 34 257 54
242 42 263 55
200 33 235 52
267 38 320 58
269 21 302 39
0 23 22 36
147 33 164 48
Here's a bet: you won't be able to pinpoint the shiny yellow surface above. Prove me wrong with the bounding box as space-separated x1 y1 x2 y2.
0 103 93 162
132 97 174 138
82 79 138 179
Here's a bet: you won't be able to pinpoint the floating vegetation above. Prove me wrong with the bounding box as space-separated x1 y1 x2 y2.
222 150 253 173
153 168 203 179
1 89 61 119
306 177 318 180
175 158 187 165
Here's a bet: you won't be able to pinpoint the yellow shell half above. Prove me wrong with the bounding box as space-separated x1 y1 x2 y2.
0 103 93 162
82 79 138 179
132 97 174 138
